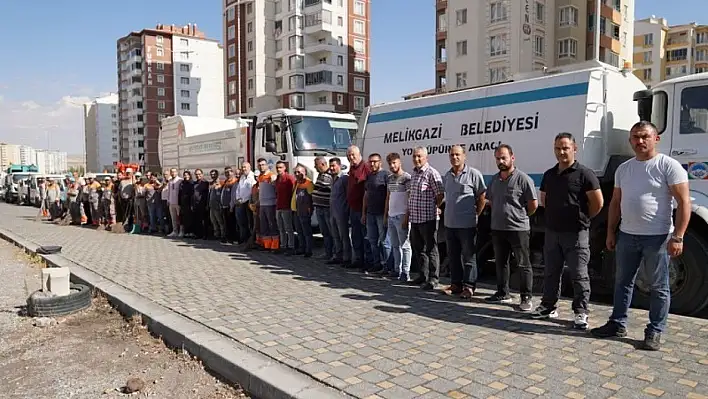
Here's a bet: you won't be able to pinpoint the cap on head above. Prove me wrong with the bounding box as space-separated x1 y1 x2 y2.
126 168 134 174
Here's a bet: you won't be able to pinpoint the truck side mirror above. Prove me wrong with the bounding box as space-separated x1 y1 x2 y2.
264 122 276 142
633 89 653 121
265 142 277 153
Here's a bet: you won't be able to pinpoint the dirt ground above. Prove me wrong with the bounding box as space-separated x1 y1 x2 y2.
0 242 249 399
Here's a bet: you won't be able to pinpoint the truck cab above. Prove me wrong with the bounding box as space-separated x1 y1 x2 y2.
253 109 358 225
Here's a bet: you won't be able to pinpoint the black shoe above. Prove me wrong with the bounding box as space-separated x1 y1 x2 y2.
639 331 661 351
408 277 426 286
304 252 312 258
590 321 627 338
365 266 383 275
485 292 513 304
422 281 438 291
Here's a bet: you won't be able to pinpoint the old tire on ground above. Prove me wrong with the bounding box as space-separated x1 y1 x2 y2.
27 283 92 317
633 228 708 316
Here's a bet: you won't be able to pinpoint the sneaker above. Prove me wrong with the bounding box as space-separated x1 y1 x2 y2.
590 321 627 338
422 281 438 291
574 313 589 330
167 232 176 238
530 305 559 319
639 331 661 351
399 275 411 283
485 293 514 304
443 284 464 296
519 297 533 312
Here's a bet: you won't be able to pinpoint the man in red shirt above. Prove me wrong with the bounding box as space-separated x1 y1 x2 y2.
274 161 297 254
347 145 372 269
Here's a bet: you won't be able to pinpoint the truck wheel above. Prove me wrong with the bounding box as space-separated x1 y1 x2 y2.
633 228 708 316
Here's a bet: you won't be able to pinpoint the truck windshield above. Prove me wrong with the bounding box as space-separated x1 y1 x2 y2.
12 174 29 183
290 116 357 154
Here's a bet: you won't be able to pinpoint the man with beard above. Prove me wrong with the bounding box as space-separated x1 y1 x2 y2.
533 133 603 330
485 144 538 312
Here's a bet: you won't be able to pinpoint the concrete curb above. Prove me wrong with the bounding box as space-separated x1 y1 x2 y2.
0 228 350 399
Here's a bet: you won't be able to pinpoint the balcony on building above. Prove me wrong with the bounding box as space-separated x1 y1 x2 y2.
436 12 447 41
696 30 708 46
306 93 336 112
303 10 332 34
666 32 690 49
436 0 447 12
305 36 342 57
436 46 447 72
304 70 339 93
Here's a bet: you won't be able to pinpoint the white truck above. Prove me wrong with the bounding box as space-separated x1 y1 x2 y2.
158 115 252 173
358 60 708 316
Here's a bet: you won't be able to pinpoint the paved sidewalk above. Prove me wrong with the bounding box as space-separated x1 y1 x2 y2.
1 203 707 399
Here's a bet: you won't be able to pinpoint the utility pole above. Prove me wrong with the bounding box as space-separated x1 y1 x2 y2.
594 0 601 61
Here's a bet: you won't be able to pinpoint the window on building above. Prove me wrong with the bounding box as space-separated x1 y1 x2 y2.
247 22 253 33
181 103 190 111
643 69 652 81
228 26 236 40
181 90 190 97
559 6 578 26
158 88 165 96
354 0 365 16
338 36 343 46
157 48 164 56
180 51 189 60
227 7 235 21
643 51 652 64
180 64 190 72
275 77 283 89
289 74 304 89
535 2 544 23
456 72 467 88
666 48 688 62
228 44 236 58
157 74 165 83
229 62 236 76
156 62 164 70
354 58 365 72
697 49 708 61
337 94 344 105
248 60 254 71
181 77 190 84
354 96 365 111
606 50 619 67
289 54 304 69
490 34 508 57
558 38 578 58
248 41 253 52
456 9 467 25
534 35 544 57
158 101 165 109
337 74 344 85
337 55 344 66
229 81 237 95
456 40 467 56
338 16 343 26
180 38 189 46
354 20 365 35
248 97 254 108
643 33 653 46
247 2 252 13
489 67 508 84
289 93 304 109
156 35 163 43
248 79 254 90
354 39 365 53
229 99 237 113
490 2 508 23
354 77 365 92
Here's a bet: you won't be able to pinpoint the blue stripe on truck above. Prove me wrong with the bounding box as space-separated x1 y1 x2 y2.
368 82 590 124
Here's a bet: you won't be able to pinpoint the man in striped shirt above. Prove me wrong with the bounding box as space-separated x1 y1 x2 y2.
407 146 445 290
312 156 334 260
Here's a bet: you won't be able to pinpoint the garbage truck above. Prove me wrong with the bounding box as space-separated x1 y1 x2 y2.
358 60 708 316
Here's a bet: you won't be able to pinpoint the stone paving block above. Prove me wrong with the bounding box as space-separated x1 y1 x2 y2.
2 203 708 399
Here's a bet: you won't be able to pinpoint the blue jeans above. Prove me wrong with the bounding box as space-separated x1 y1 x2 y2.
316 207 333 258
148 201 162 232
366 213 386 268
350 210 367 265
331 212 351 262
294 213 313 254
610 232 671 334
383 233 393 271
388 214 412 278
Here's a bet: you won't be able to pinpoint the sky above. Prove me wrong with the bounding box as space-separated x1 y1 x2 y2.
0 0 701 154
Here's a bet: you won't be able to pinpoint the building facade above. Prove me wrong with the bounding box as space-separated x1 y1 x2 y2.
435 0 634 91
117 24 224 171
35 150 68 174
84 93 119 172
223 0 370 117
633 17 708 88
0 144 21 170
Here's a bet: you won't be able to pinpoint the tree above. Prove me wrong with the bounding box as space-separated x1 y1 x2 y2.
68 166 86 176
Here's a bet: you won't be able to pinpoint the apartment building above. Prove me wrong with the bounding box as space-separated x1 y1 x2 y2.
633 17 708 88
223 0 370 117
435 0 634 91
35 150 68 174
84 93 119 172
0 144 21 170
117 24 224 171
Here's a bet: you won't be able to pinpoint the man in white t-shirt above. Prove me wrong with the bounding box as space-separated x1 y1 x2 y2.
591 121 691 351
383 152 412 282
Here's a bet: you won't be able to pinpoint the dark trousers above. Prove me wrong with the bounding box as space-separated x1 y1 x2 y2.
192 204 208 238
235 202 253 243
492 230 533 298
410 219 439 283
446 227 478 288
221 208 237 243
180 204 193 234
541 229 591 314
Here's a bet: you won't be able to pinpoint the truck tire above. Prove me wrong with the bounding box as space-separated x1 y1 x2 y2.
633 228 708 316
26 283 93 317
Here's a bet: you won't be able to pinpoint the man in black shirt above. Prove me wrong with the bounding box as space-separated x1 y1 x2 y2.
532 133 604 330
